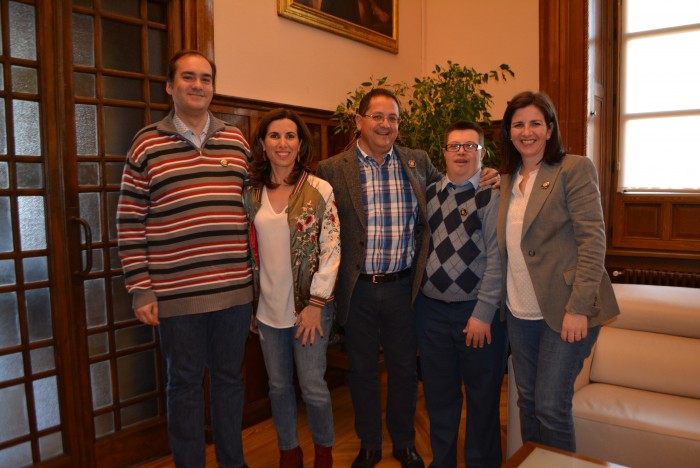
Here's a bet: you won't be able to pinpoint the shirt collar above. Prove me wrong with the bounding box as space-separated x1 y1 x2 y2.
172 112 210 140
356 140 395 164
439 170 481 192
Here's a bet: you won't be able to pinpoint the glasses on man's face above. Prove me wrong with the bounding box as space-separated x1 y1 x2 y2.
443 142 483 153
363 113 400 125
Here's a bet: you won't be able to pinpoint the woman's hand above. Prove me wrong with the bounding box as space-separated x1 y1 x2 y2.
560 312 588 342
294 305 323 346
249 315 259 334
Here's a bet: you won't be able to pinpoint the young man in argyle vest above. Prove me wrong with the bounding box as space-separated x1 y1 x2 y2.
415 121 507 468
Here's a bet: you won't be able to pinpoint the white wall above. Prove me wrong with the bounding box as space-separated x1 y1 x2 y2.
213 0 538 118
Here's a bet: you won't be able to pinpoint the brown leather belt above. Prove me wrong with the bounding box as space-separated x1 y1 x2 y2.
358 269 411 284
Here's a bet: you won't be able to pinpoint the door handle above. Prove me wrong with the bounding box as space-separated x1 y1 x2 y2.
71 216 93 276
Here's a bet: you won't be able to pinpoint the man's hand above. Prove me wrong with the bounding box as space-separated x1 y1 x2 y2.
463 317 492 348
294 305 323 347
480 167 501 188
135 301 159 326
561 312 588 343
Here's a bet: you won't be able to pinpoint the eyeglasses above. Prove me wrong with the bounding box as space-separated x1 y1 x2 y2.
363 113 400 125
443 142 483 153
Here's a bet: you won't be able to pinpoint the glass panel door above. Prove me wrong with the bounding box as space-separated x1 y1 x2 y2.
71 0 173 464
0 0 181 465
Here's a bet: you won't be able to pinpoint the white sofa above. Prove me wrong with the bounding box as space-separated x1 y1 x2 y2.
507 283 700 467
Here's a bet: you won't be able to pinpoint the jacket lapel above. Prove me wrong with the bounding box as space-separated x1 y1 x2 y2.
341 148 367 230
395 146 424 207
522 163 561 236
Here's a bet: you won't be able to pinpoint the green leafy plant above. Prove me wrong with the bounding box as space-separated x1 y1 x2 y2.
332 61 515 171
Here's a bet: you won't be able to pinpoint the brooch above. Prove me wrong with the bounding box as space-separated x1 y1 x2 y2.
541 181 550 189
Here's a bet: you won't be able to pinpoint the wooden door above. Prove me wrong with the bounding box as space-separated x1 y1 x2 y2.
0 1 192 465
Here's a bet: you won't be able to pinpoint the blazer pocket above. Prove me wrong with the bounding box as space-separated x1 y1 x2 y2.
562 268 576 285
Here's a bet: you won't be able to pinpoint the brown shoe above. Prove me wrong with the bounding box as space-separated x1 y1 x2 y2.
314 443 333 468
280 446 303 468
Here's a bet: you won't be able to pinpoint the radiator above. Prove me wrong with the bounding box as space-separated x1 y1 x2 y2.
611 269 700 288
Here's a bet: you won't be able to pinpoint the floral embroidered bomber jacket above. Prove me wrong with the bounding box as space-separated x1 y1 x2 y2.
243 171 341 314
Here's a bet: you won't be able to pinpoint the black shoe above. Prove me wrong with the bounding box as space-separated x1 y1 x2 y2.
392 446 425 468
351 448 382 468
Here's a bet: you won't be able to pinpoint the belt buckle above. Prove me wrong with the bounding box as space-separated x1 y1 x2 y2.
371 274 383 284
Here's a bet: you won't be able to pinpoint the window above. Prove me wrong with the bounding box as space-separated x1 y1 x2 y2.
619 0 700 192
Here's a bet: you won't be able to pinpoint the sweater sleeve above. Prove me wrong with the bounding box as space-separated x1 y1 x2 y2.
472 188 502 324
117 137 156 310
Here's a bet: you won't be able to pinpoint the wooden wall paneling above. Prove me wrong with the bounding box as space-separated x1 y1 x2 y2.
539 0 588 157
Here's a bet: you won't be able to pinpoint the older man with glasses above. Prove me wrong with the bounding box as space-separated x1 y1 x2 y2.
316 89 499 468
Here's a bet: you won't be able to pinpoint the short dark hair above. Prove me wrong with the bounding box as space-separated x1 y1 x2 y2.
499 91 565 175
249 108 313 189
357 88 401 116
167 50 217 85
444 120 485 146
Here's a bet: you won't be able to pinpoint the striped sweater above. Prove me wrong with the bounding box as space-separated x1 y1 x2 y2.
117 111 253 318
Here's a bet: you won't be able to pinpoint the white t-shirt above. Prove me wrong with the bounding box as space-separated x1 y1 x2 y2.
254 188 296 328
505 168 544 320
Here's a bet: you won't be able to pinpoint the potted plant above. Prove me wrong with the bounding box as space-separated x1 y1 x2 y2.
332 61 514 171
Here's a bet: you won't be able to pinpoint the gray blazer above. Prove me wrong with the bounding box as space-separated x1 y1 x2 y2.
316 144 441 325
496 154 620 331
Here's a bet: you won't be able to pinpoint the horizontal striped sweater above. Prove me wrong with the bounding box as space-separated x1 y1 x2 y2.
117 111 253 318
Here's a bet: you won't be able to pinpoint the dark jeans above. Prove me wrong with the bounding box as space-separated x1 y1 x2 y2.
345 275 418 451
415 294 508 468
158 303 252 468
507 310 599 452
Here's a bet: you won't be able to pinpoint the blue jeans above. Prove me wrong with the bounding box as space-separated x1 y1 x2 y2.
416 294 507 468
158 303 252 468
506 310 600 452
345 275 418 451
257 304 335 449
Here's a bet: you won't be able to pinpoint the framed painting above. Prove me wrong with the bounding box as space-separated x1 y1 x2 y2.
277 0 398 54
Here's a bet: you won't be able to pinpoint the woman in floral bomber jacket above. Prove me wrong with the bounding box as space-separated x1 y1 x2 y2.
243 108 340 468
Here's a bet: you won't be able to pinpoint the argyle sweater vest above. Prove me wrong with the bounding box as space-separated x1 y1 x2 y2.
422 182 493 302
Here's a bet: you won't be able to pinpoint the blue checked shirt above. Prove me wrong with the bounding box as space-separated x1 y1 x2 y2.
356 144 417 274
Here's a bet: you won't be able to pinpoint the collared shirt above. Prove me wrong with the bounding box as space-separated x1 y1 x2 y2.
172 112 210 148
356 142 417 274
506 167 543 319
440 170 481 193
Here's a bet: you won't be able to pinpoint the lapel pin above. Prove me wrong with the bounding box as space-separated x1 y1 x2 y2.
408 160 416 167
460 208 467 216
541 181 550 189
220 159 229 167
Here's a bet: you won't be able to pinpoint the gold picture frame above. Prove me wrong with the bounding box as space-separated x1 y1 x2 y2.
277 0 398 54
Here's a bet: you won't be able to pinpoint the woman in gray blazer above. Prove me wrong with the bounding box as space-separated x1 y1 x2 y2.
496 92 620 453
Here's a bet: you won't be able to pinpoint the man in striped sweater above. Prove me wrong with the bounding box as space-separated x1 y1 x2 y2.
117 50 252 468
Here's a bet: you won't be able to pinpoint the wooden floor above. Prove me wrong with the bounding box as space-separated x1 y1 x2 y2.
141 373 508 467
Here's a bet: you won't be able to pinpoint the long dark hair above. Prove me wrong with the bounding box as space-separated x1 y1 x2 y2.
249 108 313 189
498 91 565 175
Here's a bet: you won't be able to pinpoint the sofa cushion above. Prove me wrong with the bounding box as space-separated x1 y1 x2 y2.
574 383 700 441
610 283 700 338
589 326 700 399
